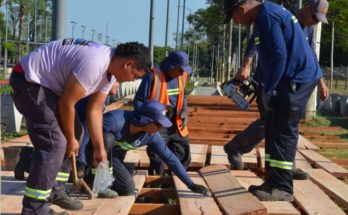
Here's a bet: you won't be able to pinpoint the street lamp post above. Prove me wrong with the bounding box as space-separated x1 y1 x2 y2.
81 25 86 39
175 0 180 50
91 29 96 40
70 21 77 37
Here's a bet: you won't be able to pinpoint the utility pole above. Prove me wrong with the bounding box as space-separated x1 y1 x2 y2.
34 0 38 42
70 21 77 37
175 0 180 50
222 25 226 83
210 45 215 83
237 24 241 68
4 1 9 73
52 0 67 40
91 29 96 41
165 0 170 56
330 21 335 90
81 25 86 39
149 0 155 65
227 20 233 80
180 0 186 50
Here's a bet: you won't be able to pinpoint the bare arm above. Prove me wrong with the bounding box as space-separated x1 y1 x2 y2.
87 91 109 166
58 75 86 158
236 56 253 81
318 77 330 101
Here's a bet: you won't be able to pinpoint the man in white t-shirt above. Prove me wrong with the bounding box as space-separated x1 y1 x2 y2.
9 39 151 215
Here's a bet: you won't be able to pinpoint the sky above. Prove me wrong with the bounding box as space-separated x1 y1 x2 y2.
66 0 208 47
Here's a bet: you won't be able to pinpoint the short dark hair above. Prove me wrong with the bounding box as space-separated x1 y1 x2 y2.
114 42 151 72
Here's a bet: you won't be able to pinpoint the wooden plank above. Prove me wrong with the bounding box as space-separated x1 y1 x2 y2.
199 165 267 215
173 172 222 215
309 169 348 209
7 134 31 143
232 170 300 215
311 141 348 149
124 146 150 168
210 146 230 168
293 179 346 215
299 150 348 179
294 151 313 171
298 135 319 151
138 188 177 203
92 170 147 215
189 144 208 167
129 204 179 215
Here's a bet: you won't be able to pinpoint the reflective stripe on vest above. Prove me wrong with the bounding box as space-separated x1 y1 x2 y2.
149 68 188 137
56 172 70 182
24 186 51 200
115 141 135 151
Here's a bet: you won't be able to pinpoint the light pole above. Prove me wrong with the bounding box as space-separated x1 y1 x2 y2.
70 21 77 37
165 0 170 56
175 0 180 50
112 39 116 47
81 25 86 39
91 29 96 40
97 33 103 42
181 6 192 51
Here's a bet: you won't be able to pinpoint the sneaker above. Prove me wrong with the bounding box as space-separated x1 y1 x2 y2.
48 209 69 215
98 188 118 199
51 192 83 211
293 168 309 180
223 143 244 170
248 183 294 201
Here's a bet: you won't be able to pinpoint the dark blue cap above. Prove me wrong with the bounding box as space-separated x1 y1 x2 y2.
224 0 243 23
160 50 192 74
132 100 172 128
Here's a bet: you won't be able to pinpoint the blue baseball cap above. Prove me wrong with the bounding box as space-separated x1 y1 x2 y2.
160 50 192 74
132 100 172 128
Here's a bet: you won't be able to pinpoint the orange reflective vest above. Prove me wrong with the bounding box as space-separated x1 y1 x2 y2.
149 68 188 137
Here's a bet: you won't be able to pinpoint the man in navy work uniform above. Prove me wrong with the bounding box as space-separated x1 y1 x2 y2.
134 51 191 176
223 0 323 201
86 100 208 196
224 0 329 180
9 39 151 215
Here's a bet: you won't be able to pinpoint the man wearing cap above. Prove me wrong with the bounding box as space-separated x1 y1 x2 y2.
223 0 323 201
224 0 329 179
85 100 208 196
134 50 192 176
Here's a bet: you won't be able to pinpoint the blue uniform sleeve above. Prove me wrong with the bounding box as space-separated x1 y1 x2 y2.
258 14 287 93
102 111 118 133
244 33 257 57
133 71 154 110
147 133 194 187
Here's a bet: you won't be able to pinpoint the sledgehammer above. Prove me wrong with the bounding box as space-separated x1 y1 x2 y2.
71 152 94 199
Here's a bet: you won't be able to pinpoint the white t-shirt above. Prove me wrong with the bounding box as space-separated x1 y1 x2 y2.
20 38 116 97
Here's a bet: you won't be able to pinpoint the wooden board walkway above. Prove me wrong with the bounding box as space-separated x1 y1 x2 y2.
210 146 258 169
199 165 267 215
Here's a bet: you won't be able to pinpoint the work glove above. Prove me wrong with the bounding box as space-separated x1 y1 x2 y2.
181 110 189 129
262 91 276 111
188 183 209 196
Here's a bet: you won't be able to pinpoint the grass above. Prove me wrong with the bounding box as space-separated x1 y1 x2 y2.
320 149 348 160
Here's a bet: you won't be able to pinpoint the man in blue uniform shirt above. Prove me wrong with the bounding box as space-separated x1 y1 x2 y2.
224 0 329 180
224 0 323 201
86 100 208 196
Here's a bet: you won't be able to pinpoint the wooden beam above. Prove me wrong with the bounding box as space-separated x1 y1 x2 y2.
173 172 222 215
309 169 348 209
144 176 174 188
189 144 208 167
138 188 177 203
199 165 267 215
129 204 179 215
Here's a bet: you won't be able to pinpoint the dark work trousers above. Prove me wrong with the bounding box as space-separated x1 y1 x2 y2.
265 80 318 194
226 87 270 154
10 72 82 215
147 128 191 175
86 132 135 196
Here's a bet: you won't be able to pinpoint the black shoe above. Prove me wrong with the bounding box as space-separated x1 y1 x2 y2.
224 143 244 170
293 168 309 180
51 192 83 211
48 209 69 215
14 147 34 180
248 183 294 201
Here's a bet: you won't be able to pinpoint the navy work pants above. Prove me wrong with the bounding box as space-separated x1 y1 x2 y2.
10 72 81 215
265 80 317 193
147 128 191 175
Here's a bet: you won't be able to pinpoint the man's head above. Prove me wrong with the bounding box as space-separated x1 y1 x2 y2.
300 0 329 26
131 100 172 134
160 51 191 78
109 42 151 83
223 0 259 26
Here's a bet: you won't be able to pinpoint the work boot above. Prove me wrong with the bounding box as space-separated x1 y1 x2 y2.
14 146 34 180
293 168 309 180
248 183 294 201
224 143 244 170
98 188 118 198
48 209 69 215
51 192 83 211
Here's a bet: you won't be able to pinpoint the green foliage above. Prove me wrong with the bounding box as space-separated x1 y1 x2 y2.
153 46 172 65
320 149 348 159
1 41 17 58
